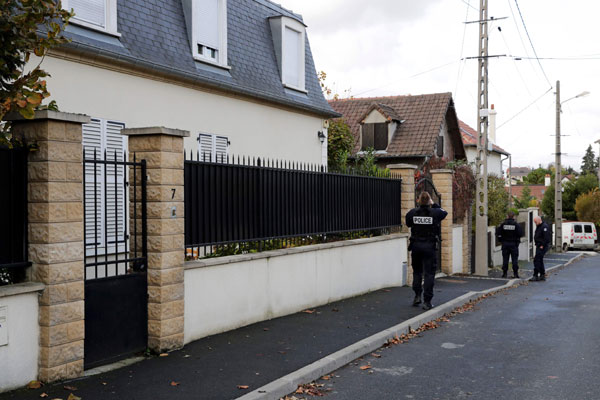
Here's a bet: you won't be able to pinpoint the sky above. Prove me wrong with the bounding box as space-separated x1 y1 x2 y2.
277 0 600 172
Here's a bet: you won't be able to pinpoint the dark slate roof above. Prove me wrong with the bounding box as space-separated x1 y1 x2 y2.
59 0 338 118
329 93 465 159
459 120 509 155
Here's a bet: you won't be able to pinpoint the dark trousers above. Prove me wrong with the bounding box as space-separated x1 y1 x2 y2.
501 243 519 274
533 245 548 276
411 241 437 302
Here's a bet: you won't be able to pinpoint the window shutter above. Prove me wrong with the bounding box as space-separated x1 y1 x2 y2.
70 0 106 27
374 123 388 150
199 134 214 162
362 124 374 150
215 136 229 163
104 121 127 253
195 0 219 49
83 119 104 248
283 27 301 87
436 136 444 157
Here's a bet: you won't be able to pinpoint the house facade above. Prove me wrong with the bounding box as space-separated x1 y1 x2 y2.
328 93 466 168
38 0 337 166
459 120 509 177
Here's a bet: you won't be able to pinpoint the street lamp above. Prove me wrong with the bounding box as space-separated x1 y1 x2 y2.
555 81 590 253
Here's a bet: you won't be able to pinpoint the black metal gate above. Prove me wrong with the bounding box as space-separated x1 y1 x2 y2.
415 177 443 273
83 149 148 369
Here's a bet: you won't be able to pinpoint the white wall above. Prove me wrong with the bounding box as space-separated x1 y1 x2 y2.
464 147 504 177
452 225 463 274
39 56 326 165
0 284 42 392
183 235 408 343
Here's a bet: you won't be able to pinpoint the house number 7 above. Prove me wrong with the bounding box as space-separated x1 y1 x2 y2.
171 188 176 199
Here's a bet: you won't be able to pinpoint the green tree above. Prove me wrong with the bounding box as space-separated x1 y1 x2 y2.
326 119 354 172
563 174 599 220
523 167 551 184
580 145 598 175
514 185 533 209
1 0 73 142
575 189 600 225
488 174 509 226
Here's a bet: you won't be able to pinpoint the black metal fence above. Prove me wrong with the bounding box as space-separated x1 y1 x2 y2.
0 146 29 285
184 154 402 258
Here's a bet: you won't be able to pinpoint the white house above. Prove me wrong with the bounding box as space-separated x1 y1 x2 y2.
38 0 338 167
459 120 509 177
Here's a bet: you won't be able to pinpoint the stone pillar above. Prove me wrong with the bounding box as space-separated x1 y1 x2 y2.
8 110 90 382
462 213 470 274
431 169 453 275
387 164 417 285
122 127 189 353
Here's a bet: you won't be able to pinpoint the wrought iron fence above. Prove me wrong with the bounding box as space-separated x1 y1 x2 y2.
184 153 402 258
0 146 30 285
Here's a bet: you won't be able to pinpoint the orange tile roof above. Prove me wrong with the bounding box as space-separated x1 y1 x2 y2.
507 184 548 200
459 120 509 155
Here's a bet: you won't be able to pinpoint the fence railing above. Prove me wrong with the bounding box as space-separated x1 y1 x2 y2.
0 146 30 285
184 154 402 258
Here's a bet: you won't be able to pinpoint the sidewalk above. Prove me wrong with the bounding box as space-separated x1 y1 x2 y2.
487 250 583 279
1 277 506 400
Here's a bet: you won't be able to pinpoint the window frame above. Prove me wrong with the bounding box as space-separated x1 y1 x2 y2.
63 0 120 37
192 0 229 69
280 17 306 92
361 122 388 151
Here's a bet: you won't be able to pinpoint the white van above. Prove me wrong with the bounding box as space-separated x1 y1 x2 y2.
562 221 598 251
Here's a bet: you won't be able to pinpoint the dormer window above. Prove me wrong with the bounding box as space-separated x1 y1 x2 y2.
187 0 228 67
269 16 306 92
361 123 388 151
63 0 119 36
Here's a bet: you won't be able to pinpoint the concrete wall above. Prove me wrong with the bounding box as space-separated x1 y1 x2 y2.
452 225 463 274
183 234 408 343
39 55 326 165
0 284 44 392
464 147 504 177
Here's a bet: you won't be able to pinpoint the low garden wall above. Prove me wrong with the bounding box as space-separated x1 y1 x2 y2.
183 234 408 343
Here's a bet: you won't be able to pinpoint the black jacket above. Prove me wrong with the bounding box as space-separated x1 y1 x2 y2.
496 218 524 245
534 221 552 247
406 204 448 241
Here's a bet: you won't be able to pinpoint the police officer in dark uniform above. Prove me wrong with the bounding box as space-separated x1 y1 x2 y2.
531 216 552 281
406 192 448 310
496 211 524 278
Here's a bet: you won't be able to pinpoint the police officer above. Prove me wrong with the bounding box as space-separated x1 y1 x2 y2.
531 216 552 281
406 192 448 310
496 211 524 278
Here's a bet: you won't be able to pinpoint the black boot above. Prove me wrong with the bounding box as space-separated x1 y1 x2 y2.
529 275 539 282
513 271 520 279
412 294 422 306
501 271 507 278
422 302 433 311
539 274 546 281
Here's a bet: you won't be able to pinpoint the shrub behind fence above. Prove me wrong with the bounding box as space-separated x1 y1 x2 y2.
184 154 402 258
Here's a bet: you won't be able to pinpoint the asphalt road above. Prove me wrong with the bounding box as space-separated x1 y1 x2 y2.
306 255 600 400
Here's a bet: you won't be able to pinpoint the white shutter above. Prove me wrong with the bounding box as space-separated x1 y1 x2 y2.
70 0 106 27
215 136 229 163
83 119 104 249
199 133 214 162
195 0 219 49
283 27 301 87
104 121 127 254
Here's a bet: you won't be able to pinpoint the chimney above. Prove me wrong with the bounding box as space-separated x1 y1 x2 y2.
545 174 551 187
488 104 497 151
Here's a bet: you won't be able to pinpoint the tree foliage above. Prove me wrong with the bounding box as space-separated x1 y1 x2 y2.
541 179 555 221
514 185 533 209
563 173 599 220
327 119 354 172
488 174 509 226
0 0 72 140
575 189 600 226
580 145 598 175
523 167 551 185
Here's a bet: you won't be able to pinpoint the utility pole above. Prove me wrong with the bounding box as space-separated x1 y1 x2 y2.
555 80 562 253
508 155 512 208
474 0 489 276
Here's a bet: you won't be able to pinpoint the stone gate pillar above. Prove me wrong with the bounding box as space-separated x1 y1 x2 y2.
122 127 189 353
431 169 453 275
8 110 89 382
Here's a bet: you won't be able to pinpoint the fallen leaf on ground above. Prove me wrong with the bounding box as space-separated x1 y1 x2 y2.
63 385 77 391
170 381 180 386
371 353 381 358
359 365 372 370
302 309 315 314
27 381 42 389
159 353 169 357
383 289 391 292
331 308 339 312
548 376 559 379
263 328 270 331
39 394 48 398
237 385 250 390
321 375 331 380
67 394 81 400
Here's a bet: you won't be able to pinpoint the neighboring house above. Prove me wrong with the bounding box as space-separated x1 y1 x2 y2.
328 93 466 168
459 120 509 177
507 167 531 184
37 0 338 259
508 184 547 204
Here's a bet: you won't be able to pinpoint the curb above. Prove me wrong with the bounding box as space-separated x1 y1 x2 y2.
236 278 520 400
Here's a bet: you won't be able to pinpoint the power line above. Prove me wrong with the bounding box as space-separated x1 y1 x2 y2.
497 87 553 130
454 0 471 102
513 0 552 87
513 56 600 60
460 0 478 11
